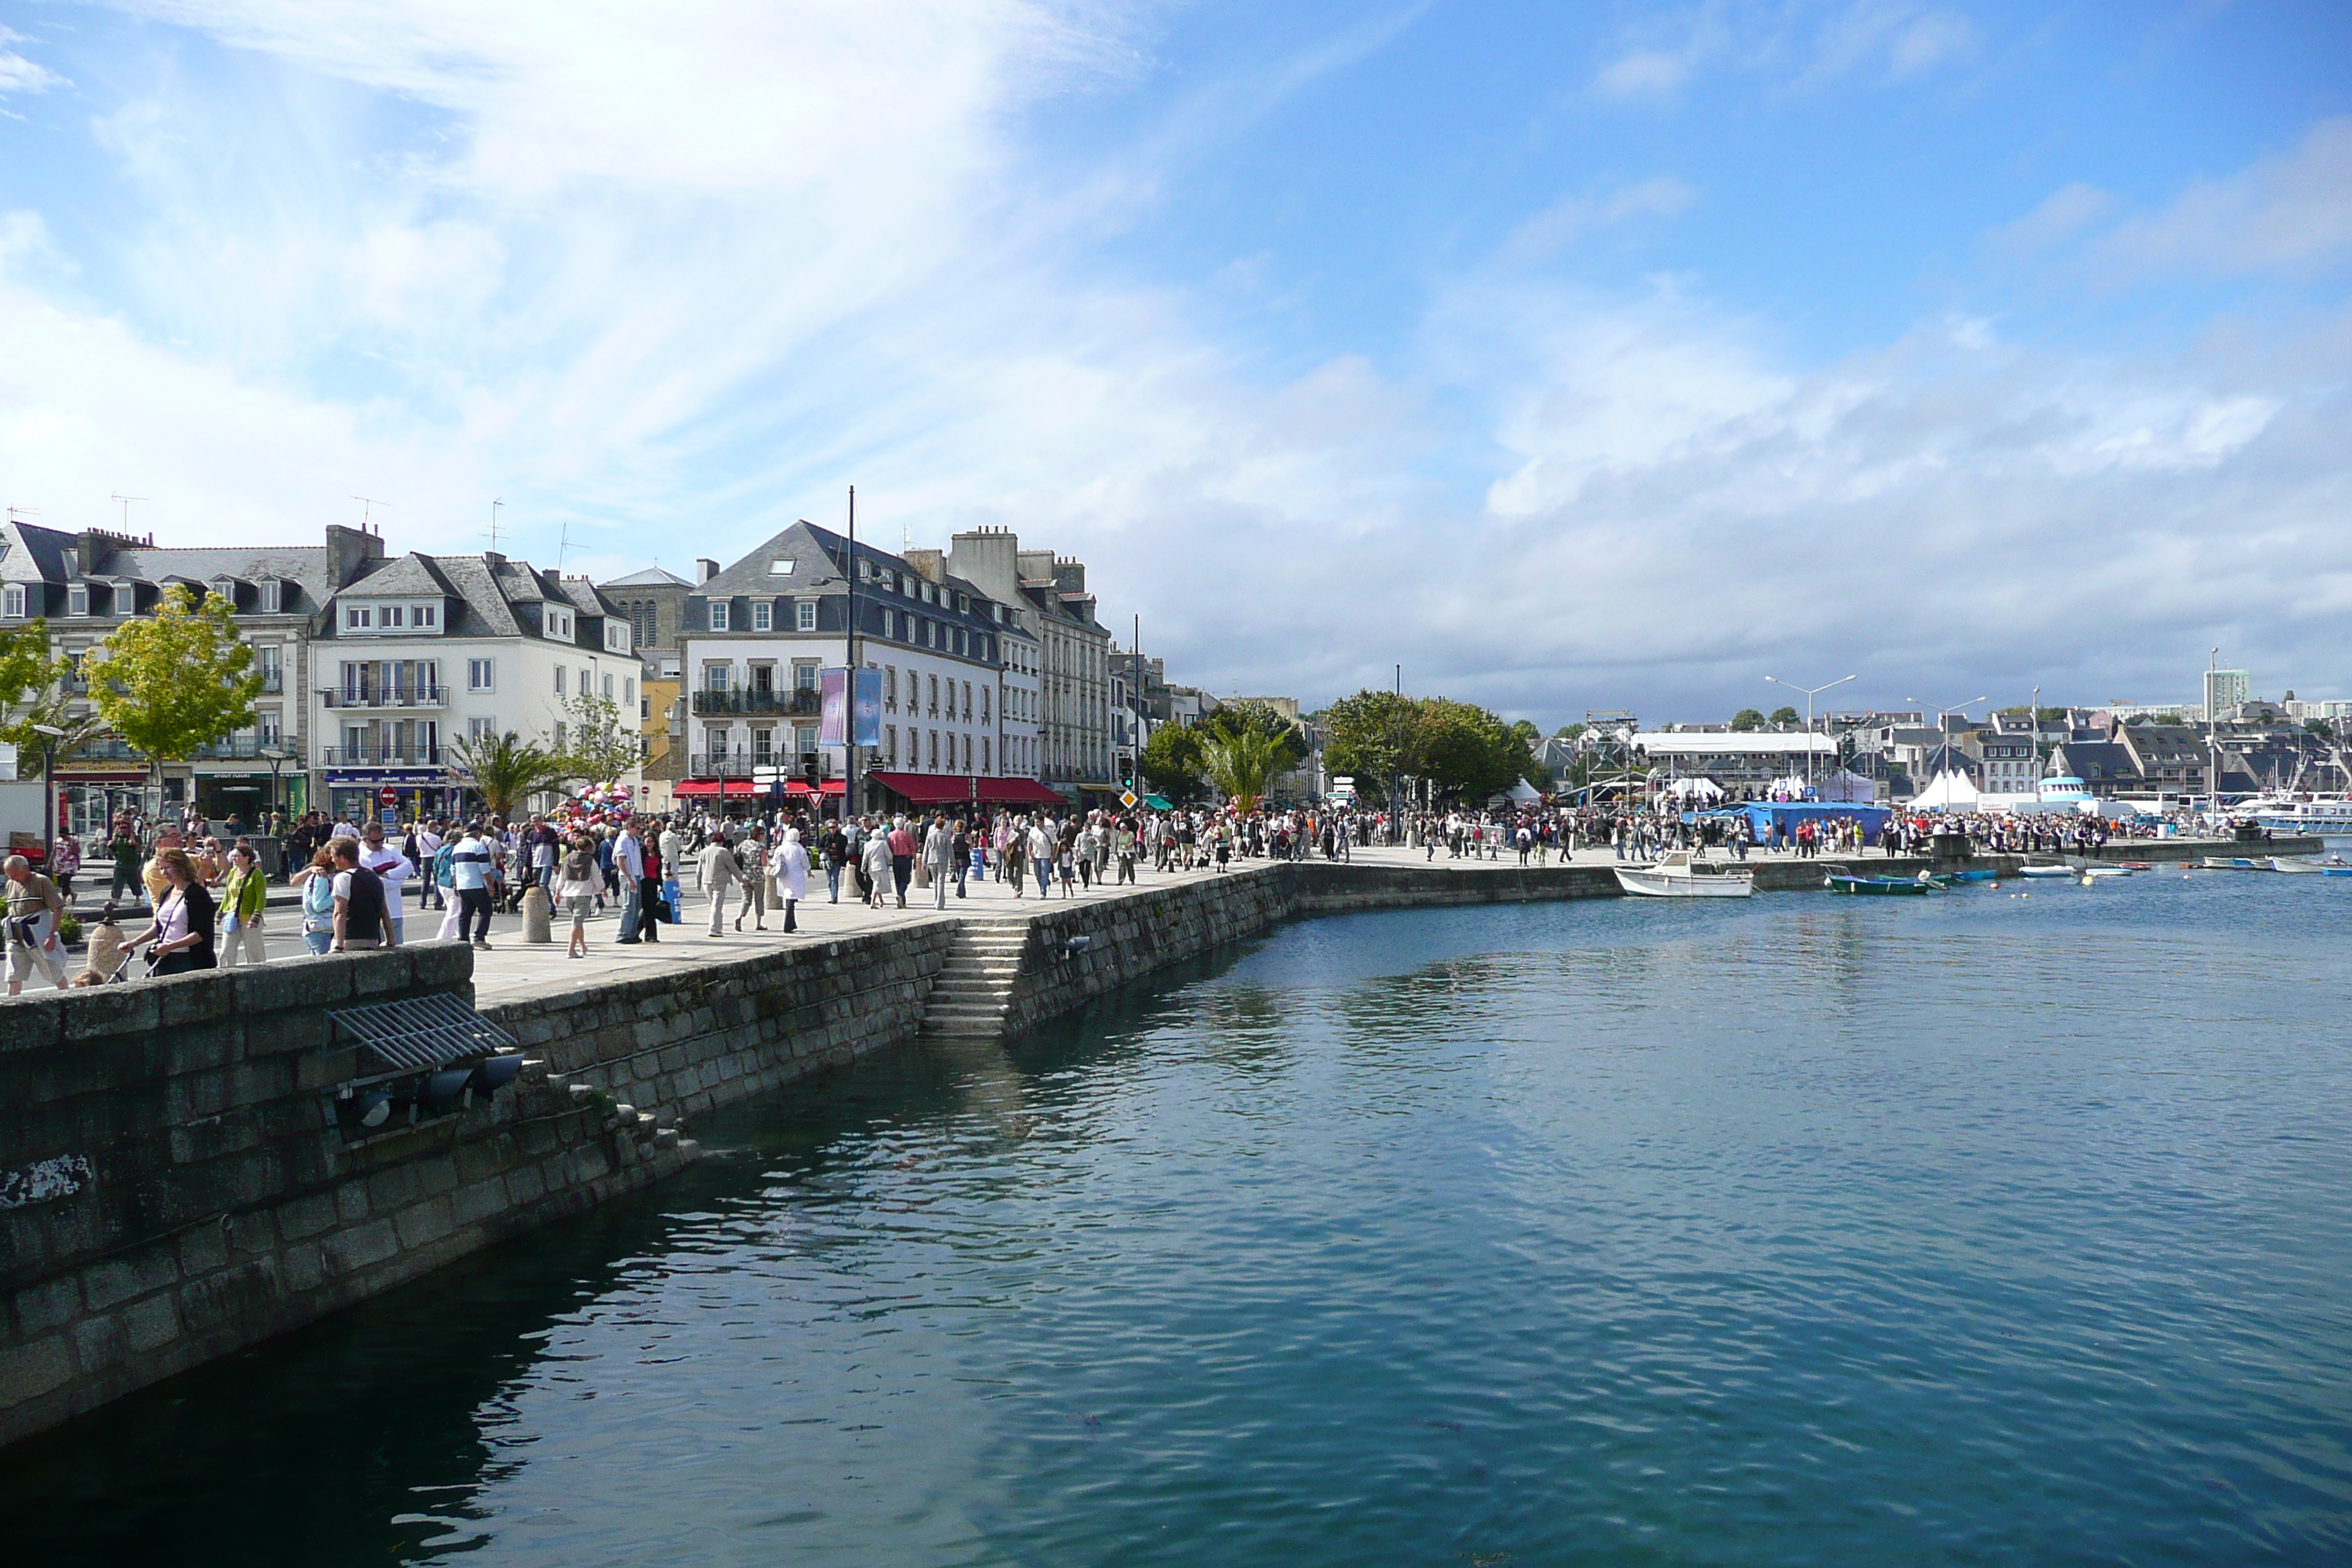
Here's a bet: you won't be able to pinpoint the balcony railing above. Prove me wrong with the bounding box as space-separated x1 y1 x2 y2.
686 750 838 780
191 739 304 762
320 684 449 709
690 687 823 717
320 745 445 768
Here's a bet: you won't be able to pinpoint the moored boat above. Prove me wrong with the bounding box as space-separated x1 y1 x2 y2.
1614 851 1754 898
2018 863 2075 879
2201 856 2264 870
1824 870 1940 896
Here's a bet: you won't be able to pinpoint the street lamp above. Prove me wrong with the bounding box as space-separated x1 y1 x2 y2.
1904 694 1989 794
1764 674 1856 795
260 746 290 840
30 723 64 878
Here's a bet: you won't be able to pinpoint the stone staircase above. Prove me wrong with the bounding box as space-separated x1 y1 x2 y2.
919 921 1033 1037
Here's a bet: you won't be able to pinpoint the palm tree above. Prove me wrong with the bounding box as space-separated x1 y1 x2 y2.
446 730 570 819
1201 726 1286 814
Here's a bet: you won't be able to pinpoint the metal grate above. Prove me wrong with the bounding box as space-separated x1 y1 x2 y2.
326 994 519 1074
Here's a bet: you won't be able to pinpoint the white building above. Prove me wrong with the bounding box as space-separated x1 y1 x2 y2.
307 550 637 823
676 521 1060 815
940 527 1117 804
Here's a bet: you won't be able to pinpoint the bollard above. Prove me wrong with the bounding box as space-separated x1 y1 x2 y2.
522 883 553 943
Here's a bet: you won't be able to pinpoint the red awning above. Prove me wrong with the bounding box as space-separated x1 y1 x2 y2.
865 772 1069 807
674 779 765 798
782 780 848 797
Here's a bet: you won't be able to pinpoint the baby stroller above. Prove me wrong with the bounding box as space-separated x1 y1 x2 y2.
73 905 136 987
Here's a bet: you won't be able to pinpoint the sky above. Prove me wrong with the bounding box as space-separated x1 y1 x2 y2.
1 1 2348 727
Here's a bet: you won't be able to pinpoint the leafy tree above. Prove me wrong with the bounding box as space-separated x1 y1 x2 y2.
1730 708 1765 732
1769 706 1801 727
1319 689 1421 804
1413 698 1532 800
1200 699 1308 773
1553 722 1587 740
1202 725 1286 813
447 730 571 820
88 586 263 797
1139 723 1207 803
0 619 79 764
557 690 641 786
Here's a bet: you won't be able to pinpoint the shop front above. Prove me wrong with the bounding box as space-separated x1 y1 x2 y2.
195 771 280 832
323 767 461 826
53 770 152 840
865 771 1070 813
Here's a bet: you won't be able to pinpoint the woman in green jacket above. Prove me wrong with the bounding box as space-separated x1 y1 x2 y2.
218 843 270 967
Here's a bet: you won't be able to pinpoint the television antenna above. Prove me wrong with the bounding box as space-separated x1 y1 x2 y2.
4 505 39 523
110 494 147 532
486 497 505 552
350 495 390 533
555 520 578 573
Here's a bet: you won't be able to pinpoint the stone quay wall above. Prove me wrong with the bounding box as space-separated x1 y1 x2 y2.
0 947 691 1452
487 923 957 1120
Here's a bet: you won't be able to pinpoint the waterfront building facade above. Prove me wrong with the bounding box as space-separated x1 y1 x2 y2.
306 551 638 823
942 528 1116 799
676 521 1055 813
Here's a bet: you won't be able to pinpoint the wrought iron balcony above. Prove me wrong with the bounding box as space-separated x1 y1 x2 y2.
320 684 449 709
320 745 445 768
686 750 756 778
690 687 823 717
191 739 306 762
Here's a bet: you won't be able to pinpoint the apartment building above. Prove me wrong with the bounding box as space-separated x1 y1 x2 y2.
943 527 1115 799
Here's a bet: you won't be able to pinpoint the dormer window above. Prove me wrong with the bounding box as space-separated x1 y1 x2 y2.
209 578 236 606
545 607 573 640
345 605 372 630
412 603 438 629
68 584 88 617
1 584 23 619
382 605 404 628
753 601 772 632
796 600 817 632
709 601 729 631
258 578 282 614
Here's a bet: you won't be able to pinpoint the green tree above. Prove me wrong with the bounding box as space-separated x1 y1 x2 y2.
88 587 263 799
1319 689 1421 804
1201 725 1286 813
1200 699 1308 773
1139 723 1207 803
447 730 571 820
1412 698 1533 800
1730 708 1765 732
0 619 79 763
1553 722 1587 740
1769 706 1801 727
556 690 641 786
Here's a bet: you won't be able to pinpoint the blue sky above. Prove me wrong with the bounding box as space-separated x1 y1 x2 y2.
2 1 2348 725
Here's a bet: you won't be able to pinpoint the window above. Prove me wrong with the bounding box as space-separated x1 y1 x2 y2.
928 674 939 716
554 666 567 696
625 677 635 705
982 737 991 774
257 709 282 746
554 721 566 750
67 584 88 616
257 644 282 692
412 603 438 629
768 557 794 576
345 605 371 630
885 668 897 710
753 601 772 632
886 725 898 766
960 734 971 771
962 681 972 720
981 687 991 722
580 668 592 699
705 663 731 693
469 658 495 692
796 600 816 632
709 601 729 631
929 731 940 770
255 578 280 614
603 673 615 700
470 716 496 741
794 662 818 692
382 604 404 628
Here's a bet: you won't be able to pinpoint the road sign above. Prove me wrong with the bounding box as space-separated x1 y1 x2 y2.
378 787 399 807
1119 789 1138 808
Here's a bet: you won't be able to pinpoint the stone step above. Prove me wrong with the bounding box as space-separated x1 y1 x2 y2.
924 1003 1014 1020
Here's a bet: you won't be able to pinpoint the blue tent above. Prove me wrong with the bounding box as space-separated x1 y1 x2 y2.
1691 801 1893 838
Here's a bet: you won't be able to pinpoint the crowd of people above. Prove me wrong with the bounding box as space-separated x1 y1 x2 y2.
0 787 2245 994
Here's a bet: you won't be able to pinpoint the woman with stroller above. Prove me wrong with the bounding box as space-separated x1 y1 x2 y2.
127 847 217 976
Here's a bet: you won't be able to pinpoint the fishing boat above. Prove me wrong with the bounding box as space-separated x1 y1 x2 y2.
1947 868 2000 882
1823 870 1941 896
2269 856 2325 874
2201 856 2264 870
1614 851 1754 898
2018 863 2076 879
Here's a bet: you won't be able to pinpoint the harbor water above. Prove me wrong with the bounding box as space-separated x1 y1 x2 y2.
10 870 2352 1564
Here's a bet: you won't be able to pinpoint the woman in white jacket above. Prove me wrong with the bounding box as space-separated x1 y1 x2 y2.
770 828 810 933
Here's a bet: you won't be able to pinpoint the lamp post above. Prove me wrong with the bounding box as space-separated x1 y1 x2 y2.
30 723 64 878
260 746 290 844
1764 674 1856 795
1904 694 1989 799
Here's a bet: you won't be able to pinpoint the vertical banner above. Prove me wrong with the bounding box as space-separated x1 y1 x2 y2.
852 668 883 747
818 667 848 745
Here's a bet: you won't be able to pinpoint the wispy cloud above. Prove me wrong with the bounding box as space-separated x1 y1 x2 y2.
0 26 64 94
1501 178 1697 263
1591 0 1978 102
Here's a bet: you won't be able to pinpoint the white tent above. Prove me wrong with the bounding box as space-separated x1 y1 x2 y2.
1667 777 1725 800
1506 778 1542 804
1910 770 1981 812
1814 768 1878 803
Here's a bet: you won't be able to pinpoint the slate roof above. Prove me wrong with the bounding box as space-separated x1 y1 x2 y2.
690 521 1024 646
0 520 334 614
601 565 693 588
320 552 621 644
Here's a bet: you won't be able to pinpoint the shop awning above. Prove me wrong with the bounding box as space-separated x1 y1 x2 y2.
674 779 765 798
867 771 1068 807
783 779 846 797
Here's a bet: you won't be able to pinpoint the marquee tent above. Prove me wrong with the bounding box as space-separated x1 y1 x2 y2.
1910 771 1981 812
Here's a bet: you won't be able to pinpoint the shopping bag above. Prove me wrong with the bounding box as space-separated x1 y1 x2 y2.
663 878 684 922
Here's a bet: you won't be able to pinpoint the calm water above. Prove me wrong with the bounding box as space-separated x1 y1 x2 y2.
12 872 2352 1565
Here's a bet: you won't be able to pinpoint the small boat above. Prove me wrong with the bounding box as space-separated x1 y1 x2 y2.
1946 868 1999 882
1824 871 1940 896
2322 866 2352 878
2081 865 2131 879
2201 856 2264 870
2119 862 2155 871
2269 857 2324 874
1615 851 1754 898
2018 863 2076 879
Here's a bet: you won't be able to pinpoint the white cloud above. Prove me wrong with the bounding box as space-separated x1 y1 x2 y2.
0 26 63 95
1501 178 1697 263
1591 1 1978 104
1593 50 1690 101
2095 116 2352 282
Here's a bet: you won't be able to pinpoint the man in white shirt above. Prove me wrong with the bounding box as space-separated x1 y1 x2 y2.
413 819 446 908
358 822 414 945
614 820 654 943
448 823 495 948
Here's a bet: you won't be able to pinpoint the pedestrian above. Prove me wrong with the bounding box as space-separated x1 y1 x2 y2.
773 827 809 932
325 838 394 954
450 823 497 949
557 834 601 957
861 825 894 910
108 821 143 905
734 826 769 930
698 831 742 938
1028 816 1058 898
217 843 270 967
128 846 218 975
886 817 916 908
614 818 648 941
4 853 69 994
50 832 80 903
292 846 339 956
924 815 956 909
358 823 413 946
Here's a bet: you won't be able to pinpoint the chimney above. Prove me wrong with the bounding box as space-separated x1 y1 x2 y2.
1052 558 1087 595
1016 548 1057 585
946 527 1019 601
696 558 720 584
325 523 385 588
903 548 945 584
